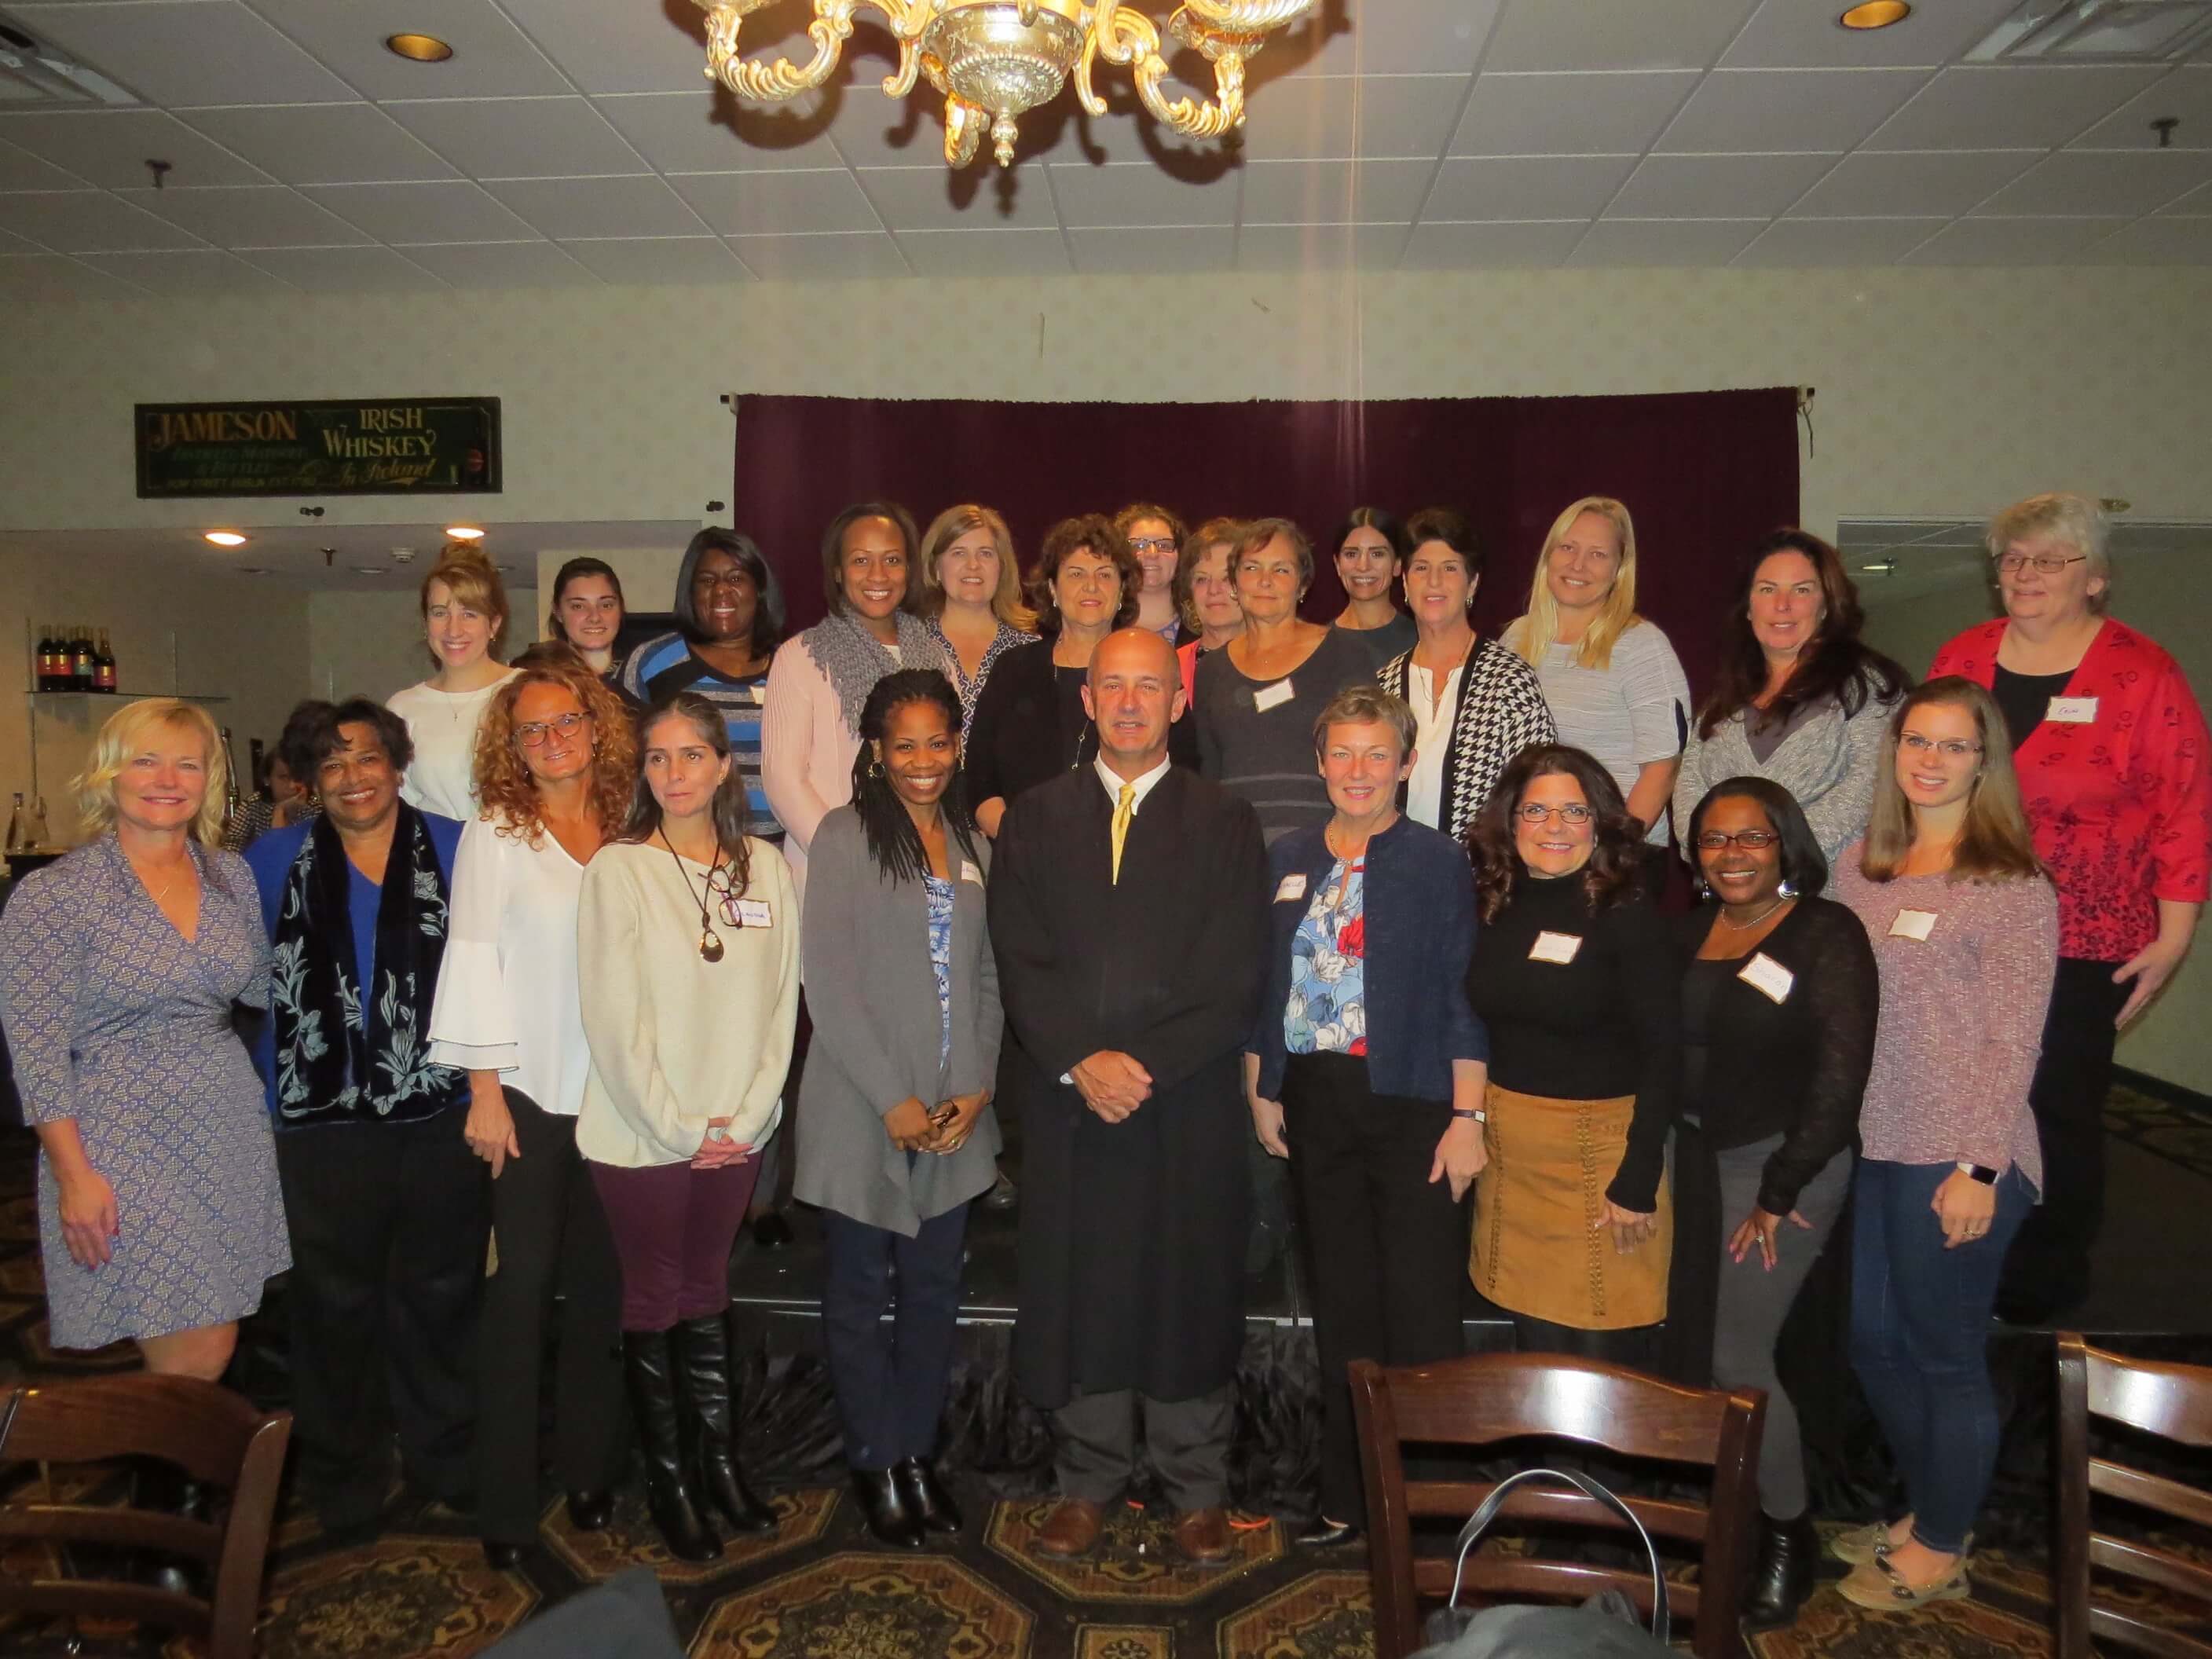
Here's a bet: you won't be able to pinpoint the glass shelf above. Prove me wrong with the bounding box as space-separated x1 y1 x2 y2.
28 690 230 702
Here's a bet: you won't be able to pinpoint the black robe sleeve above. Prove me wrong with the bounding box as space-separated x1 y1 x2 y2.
1757 905 1878 1217
987 792 1094 1086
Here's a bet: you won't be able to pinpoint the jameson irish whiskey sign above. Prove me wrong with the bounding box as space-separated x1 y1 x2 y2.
135 397 501 497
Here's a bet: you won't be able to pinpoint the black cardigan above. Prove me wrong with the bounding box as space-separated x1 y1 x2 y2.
1672 895 1877 1216
967 638 1198 811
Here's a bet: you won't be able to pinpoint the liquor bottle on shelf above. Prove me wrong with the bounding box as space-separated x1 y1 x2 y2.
27 797 50 849
93 631 116 694
35 625 53 690
5 793 25 852
70 624 94 692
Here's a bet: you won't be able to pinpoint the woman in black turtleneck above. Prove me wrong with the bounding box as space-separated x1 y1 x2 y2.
1463 744 1679 1364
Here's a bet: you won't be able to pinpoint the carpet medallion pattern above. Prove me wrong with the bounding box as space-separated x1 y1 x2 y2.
689 1552 1032 1659
989 1501 1286 1604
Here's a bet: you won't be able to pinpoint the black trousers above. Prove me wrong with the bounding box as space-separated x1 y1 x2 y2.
275 1111 489 1529
820 1201 969 1472
2000 955 2126 1316
1054 1385 1235 1511
476 1091 627 1545
1281 1053 1469 1525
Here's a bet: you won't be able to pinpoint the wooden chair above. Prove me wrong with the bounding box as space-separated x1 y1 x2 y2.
1350 1352 1766 1659
0 1374 291 1659
2053 1333 2212 1658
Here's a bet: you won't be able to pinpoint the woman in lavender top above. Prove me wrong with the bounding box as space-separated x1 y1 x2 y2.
1830 677 2056 1613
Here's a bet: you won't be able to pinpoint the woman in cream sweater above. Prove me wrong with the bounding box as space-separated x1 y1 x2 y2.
578 691 800 1562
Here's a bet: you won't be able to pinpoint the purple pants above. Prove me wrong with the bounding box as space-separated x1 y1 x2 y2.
588 1155 761 1332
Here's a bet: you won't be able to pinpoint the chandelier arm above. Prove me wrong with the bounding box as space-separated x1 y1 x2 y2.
697 0 925 104
1130 39 1247 141
943 96 985 167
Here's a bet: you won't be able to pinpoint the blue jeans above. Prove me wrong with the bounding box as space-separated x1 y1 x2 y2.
1849 1158 2031 1555
820 1203 970 1472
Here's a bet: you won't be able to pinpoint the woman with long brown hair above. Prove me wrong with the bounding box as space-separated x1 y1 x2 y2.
427 652 637 1567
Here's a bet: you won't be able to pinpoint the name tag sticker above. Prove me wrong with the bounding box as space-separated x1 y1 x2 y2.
1889 908 1938 942
1529 930 1582 965
750 683 767 705
1253 678 1295 714
735 899 773 928
2047 695 2097 724
1738 952 1795 1004
1275 873 1308 903
960 859 983 887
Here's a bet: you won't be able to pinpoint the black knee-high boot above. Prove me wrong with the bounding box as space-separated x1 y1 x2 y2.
672 1314 778 1534
621 1330 720 1562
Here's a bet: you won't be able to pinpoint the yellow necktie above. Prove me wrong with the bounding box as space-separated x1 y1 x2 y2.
1110 782 1136 884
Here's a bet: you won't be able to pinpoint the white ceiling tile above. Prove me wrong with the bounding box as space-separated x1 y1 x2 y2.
485 174 701 239
1235 222 1404 269
2161 181 2212 213
247 0 572 101
0 189 207 250
1722 0 2023 68
1565 218 1767 265
1608 152 1836 218
0 252 143 298
1400 218 1584 267
1229 74 1470 161
594 90 841 172
500 0 719 94
16 1 354 106
557 234 749 283
1423 153 1636 220
724 230 909 279
856 163 1062 231
2071 67 2212 149
1900 216 2130 266
896 226 1070 276
1297 0 1502 75
1790 148 2037 215
1046 159 1239 226
393 239 597 285
1977 149 2212 215
1236 157 1433 223
1452 71 1699 156
0 227 38 252
1483 0 1760 72
77 247 298 292
1866 66 2165 151
0 109 269 188
2079 214 2212 263
386 97 643 179
181 104 460 185
668 168 881 236
1064 223 1235 273
112 182 368 247
235 244 449 291
1732 216 1943 266
302 179 540 243
1656 68 1929 152
0 138 84 190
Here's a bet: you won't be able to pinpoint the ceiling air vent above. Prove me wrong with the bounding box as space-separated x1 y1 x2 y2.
0 15 139 104
1968 0 2212 60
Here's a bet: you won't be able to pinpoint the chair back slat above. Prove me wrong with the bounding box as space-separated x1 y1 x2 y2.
1399 1480 1714 1544
1410 1555 1699 1620
0 1376 269 1486
0 1502 222 1559
2087 1606 2212 1659
2088 1534 2212 1610
2091 1353 2212 1448
2090 1460 2212 1532
1375 1358 1739 1459
0 1578 214 1639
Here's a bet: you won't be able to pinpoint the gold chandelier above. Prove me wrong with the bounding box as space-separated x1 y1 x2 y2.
690 0 1315 169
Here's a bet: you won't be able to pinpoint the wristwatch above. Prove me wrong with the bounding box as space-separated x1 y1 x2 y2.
1955 1161 1999 1185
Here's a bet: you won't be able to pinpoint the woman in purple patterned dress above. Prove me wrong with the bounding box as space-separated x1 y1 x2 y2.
0 698 287 1378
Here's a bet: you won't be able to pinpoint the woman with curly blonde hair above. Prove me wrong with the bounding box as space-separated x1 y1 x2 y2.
426 653 638 1567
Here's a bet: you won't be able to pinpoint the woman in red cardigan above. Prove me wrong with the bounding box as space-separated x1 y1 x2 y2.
1929 491 2210 1324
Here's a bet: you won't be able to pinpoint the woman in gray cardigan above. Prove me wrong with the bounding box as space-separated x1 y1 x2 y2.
1673 529 1910 862
796 670 1003 1551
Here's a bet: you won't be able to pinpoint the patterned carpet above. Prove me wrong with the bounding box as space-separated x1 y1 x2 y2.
0 1123 2207 1657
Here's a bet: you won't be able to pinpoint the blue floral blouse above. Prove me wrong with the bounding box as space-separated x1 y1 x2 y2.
1284 857 1367 1057
923 872 955 1067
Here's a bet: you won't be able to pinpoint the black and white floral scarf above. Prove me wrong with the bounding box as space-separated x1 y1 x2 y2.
269 803 461 1123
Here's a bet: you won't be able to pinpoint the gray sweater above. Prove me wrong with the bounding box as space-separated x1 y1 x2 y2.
1672 689 1903 864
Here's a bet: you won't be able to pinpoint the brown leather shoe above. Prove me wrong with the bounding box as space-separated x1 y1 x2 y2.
1035 1498 1106 1559
1174 1507 1233 1565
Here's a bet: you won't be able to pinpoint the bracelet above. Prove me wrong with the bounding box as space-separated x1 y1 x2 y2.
1452 1108 1487 1123
1954 1160 1999 1185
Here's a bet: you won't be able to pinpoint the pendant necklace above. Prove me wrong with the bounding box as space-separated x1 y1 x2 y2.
661 827 731 963
1718 894 1791 932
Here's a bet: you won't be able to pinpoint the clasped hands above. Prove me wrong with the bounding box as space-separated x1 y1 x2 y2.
884 1090 990 1153
1069 1052 1152 1123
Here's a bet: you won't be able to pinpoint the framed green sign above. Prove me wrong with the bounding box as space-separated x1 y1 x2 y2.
135 397 501 497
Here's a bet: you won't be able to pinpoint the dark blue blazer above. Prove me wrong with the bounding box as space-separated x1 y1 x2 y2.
1250 815 1487 1103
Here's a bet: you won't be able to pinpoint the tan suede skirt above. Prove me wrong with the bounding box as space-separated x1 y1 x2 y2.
1470 1083 1672 1331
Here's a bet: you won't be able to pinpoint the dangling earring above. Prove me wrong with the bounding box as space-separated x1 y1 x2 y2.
869 758 885 778
1778 878 1796 899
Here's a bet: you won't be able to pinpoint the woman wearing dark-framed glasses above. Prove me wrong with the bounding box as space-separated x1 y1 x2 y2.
1928 493 2210 1325
1662 776 1877 1630
1463 745 1679 1362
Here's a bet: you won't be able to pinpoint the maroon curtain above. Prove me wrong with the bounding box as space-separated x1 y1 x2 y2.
730 389 1800 701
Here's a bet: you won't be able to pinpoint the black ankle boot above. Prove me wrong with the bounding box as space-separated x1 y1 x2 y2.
1743 1511 1820 1631
672 1314 778 1534
132 1459 210 1597
851 1468 925 1547
892 1457 963 1535
621 1330 720 1562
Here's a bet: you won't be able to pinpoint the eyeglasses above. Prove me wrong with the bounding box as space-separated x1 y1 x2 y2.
1898 732 1981 759
515 712 591 748
1516 802 1593 826
1994 552 2088 577
1695 829 1780 851
1127 537 1177 555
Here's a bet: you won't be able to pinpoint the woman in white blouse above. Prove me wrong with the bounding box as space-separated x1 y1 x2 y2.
427 654 636 1569
578 692 800 1562
387 545 519 822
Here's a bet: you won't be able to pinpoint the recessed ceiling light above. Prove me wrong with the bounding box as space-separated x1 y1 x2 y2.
444 525 485 540
353 566 386 577
1839 1 1910 28
203 529 247 547
386 32 454 62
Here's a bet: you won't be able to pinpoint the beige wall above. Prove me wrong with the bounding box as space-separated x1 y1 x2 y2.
304 587 535 707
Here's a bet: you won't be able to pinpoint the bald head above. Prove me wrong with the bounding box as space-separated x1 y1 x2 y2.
1082 627 1187 774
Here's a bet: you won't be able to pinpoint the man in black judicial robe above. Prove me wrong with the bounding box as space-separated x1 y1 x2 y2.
989 628 1269 1566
